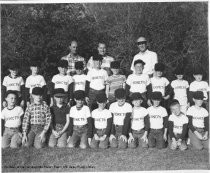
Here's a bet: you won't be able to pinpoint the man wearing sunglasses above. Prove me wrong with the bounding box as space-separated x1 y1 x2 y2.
130 37 158 78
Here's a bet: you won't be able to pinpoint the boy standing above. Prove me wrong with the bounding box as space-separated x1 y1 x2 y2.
171 67 189 114
168 99 188 151
106 61 126 104
67 90 92 149
126 59 150 107
128 93 149 149
22 87 51 149
48 88 70 148
109 88 132 149
50 60 74 106
147 92 168 149
187 91 209 150
86 55 108 110
2 62 25 108
90 93 112 149
25 61 46 106
2 91 24 148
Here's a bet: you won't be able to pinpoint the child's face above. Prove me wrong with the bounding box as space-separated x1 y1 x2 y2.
98 43 106 55
97 102 106 109
93 60 101 69
155 71 163 77
30 66 39 74
54 96 65 105
58 67 67 75
152 99 161 107
170 104 181 116
116 98 126 106
9 69 18 76
134 63 144 74
76 69 83 75
193 74 203 82
5 93 17 107
32 94 42 104
176 74 183 80
75 99 84 108
111 68 119 75
193 98 203 107
132 99 142 107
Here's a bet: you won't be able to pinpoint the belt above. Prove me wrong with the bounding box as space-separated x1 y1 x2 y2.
132 128 144 133
115 125 123 128
6 127 20 130
74 124 88 128
96 128 106 131
150 128 163 131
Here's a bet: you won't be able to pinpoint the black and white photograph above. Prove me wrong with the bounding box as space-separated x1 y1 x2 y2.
1 0 209 172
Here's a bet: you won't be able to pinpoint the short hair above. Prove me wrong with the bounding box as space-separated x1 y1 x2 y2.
170 99 180 107
70 40 78 46
115 88 126 99
134 59 145 66
5 90 18 98
98 42 106 47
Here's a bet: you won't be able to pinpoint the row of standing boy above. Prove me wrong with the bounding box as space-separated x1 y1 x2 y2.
1 54 209 150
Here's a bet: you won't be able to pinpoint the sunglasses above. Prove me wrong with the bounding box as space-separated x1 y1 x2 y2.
137 41 147 45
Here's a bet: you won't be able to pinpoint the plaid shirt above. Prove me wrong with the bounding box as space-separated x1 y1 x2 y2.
61 53 86 74
22 102 51 133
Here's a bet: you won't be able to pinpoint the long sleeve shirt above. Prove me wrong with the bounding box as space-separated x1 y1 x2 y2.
22 102 51 133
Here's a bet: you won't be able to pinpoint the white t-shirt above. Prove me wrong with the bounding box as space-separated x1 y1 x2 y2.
109 102 132 126
1 106 24 128
25 75 46 94
150 77 170 96
169 113 188 134
147 106 168 129
187 106 208 128
3 76 24 92
171 79 189 105
92 109 112 129
73 74 87 91
52 74 73 92
69 105 91 126
131 107 148 130
131 50 158 75
86 68 108 90
126 73 150 93
189 81 209 100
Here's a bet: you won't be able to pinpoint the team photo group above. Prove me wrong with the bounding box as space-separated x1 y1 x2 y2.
2 35 209 152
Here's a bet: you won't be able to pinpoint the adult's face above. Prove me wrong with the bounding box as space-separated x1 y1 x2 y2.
69 41 78 54
137 37 147 52
98 43 106 56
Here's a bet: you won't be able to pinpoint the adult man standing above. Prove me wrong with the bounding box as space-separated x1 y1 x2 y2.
87 42 114 75
130 37 158 77
61 40 86 76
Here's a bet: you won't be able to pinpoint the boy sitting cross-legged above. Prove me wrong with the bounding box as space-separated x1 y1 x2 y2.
22 87 51 149
128 92 149 149
187 91 209 150
89 93 113 149
67 90 92 149
147 91 168 149
48 88 70 148
109 88 132 149
168 99 188 151
2 91 24 148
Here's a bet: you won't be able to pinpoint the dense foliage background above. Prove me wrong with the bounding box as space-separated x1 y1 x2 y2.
1 2 208 83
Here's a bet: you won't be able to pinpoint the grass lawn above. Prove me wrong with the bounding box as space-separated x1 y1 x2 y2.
2 146 210 172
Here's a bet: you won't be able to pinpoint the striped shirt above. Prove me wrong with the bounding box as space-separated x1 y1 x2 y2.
107 74 126 94
61 53 86 74
22 102 51 133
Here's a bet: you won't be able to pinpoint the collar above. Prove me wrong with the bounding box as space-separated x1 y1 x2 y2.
9 74 18 79
138 49 148 55
7 106 16 110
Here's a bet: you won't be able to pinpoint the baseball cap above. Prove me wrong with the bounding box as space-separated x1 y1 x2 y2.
130 92 144 101
134 59 145 66
174 67 184 75
75 61 84 70
193 68 203 75
9 62 20 70
154 63 165 72
115 88 126 99
74 90 85 100
110 61 120 69
193 91 204 100
32 87 44 95
30 61 40 67
96 93 107 103
151 92 162 100
170 99 180 106
53 88 67 98
57 60 68 68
